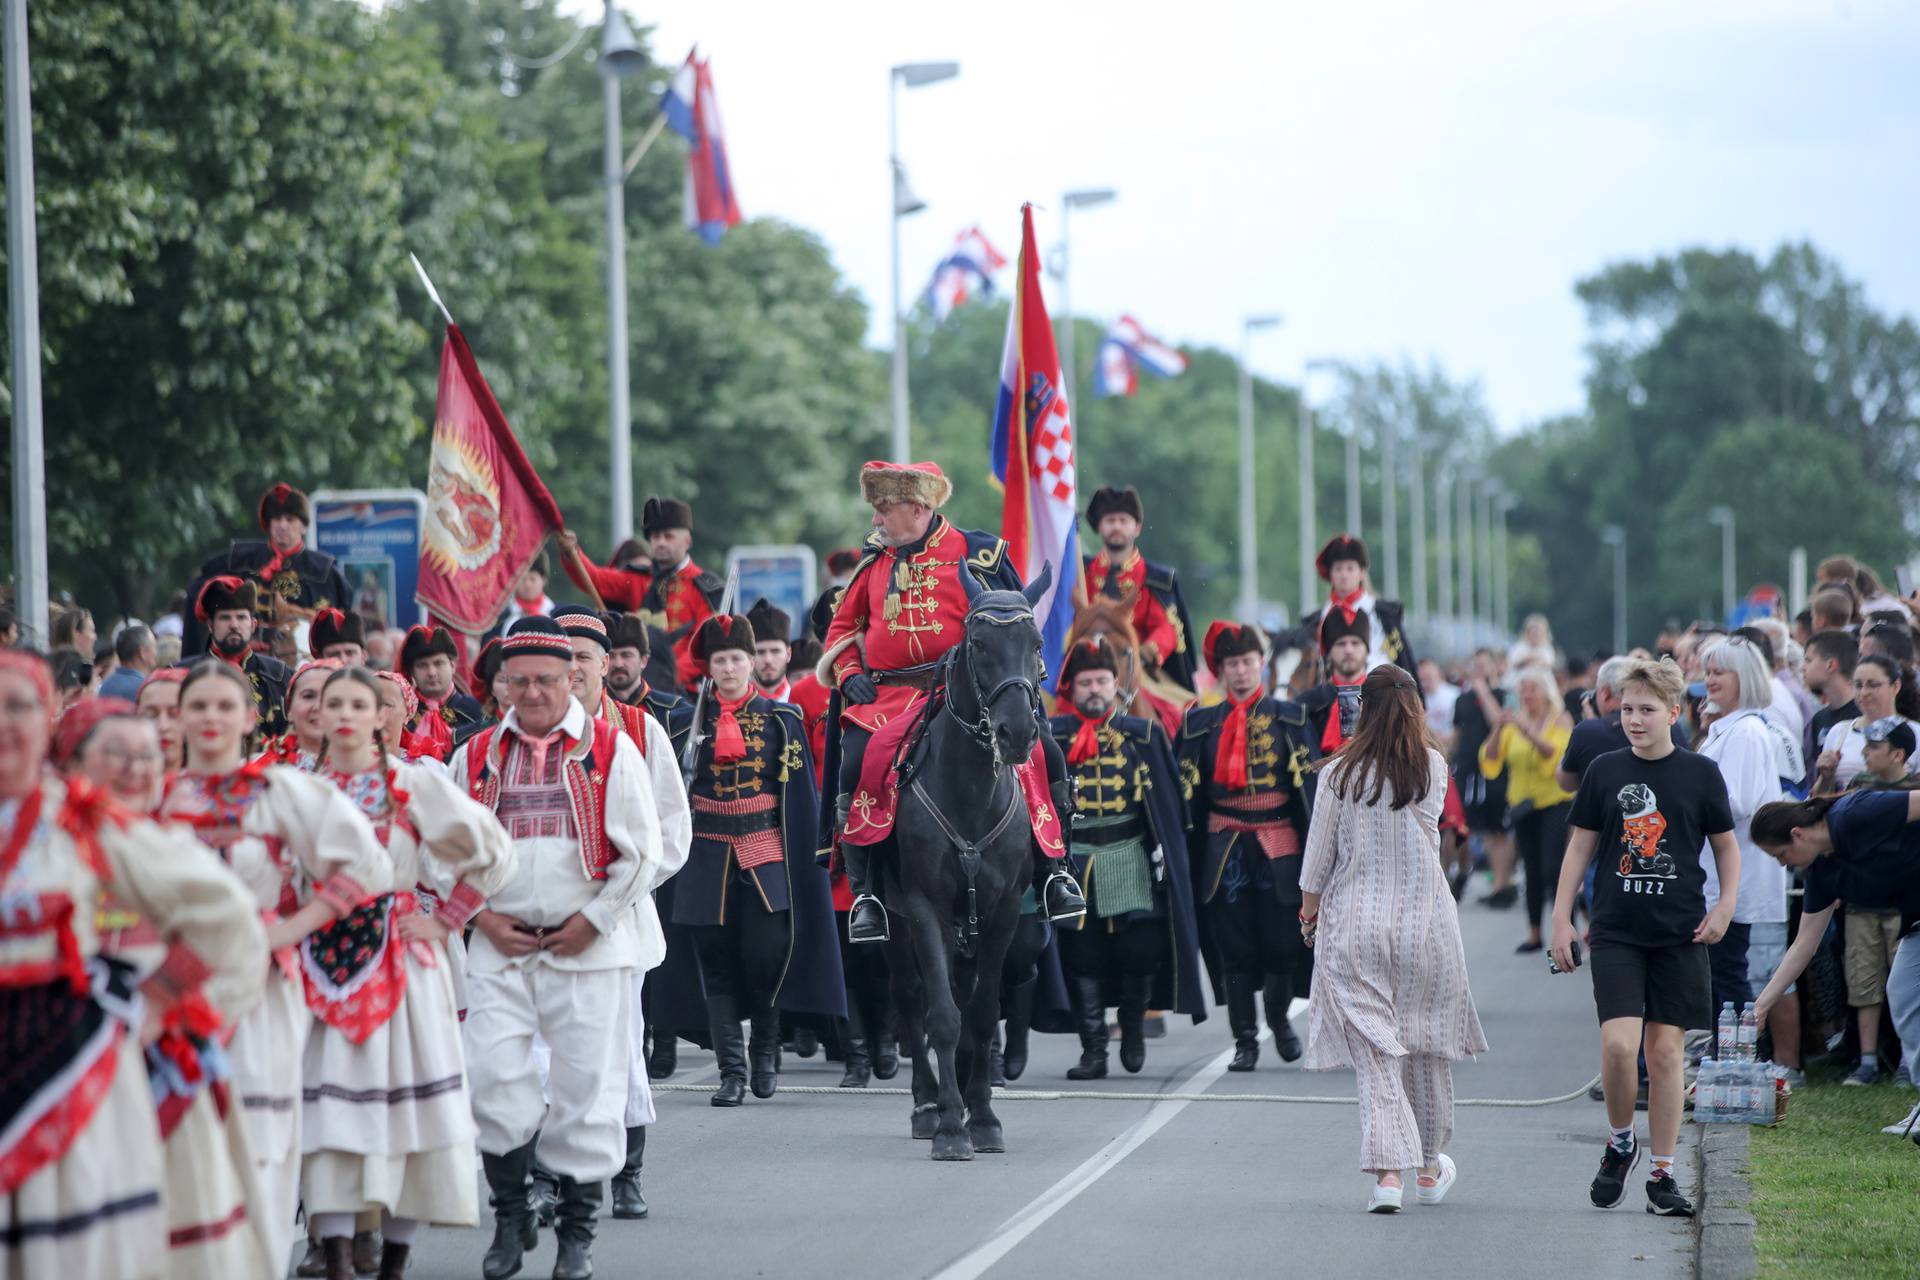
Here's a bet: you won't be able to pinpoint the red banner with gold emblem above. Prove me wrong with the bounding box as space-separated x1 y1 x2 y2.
416 325 565 635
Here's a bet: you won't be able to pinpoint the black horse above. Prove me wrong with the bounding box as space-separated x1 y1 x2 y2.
884 569 1054 1161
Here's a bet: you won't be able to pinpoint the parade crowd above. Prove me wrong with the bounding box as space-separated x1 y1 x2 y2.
4 466 1918 1278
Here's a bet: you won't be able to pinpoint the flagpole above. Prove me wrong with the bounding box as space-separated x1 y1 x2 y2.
602 0 635 549
5 0 48 647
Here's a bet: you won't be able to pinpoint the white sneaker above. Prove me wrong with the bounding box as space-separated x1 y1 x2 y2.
1368 1180 1403 1213
1415 1153 1457 1205
1881 1101 1920 1137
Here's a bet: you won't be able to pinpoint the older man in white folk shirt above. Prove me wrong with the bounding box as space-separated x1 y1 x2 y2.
451 615 683 1280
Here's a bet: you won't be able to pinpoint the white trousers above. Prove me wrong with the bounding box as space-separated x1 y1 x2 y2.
529 969 656 1128
465 965 631 1180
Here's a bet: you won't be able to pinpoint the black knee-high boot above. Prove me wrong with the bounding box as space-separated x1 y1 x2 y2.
1001 976 1036 1081
1227 973 1260 1072
1263 973 1303 1062
480 1137 539 1280
749 1000 782 1099
1117 973 1153 1074
707 995 747 1107
610 1125 647 1219
1065 975 1109 1080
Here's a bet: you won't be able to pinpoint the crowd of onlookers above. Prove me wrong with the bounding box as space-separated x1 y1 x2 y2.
1413 553 1920 1140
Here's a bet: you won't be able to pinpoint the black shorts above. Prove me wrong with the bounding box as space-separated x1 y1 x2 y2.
1455 769 1507 834
1589 942 1712 1029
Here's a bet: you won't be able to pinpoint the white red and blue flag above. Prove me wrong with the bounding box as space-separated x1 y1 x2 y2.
990 204 1079 679
1093 314 1189 397
662 49 741 245
924 226 1008 323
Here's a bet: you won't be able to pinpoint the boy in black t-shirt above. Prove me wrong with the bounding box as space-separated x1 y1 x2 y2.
1550 657 1740 1219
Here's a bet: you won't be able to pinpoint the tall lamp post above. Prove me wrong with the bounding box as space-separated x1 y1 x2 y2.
1056 188 1116 410
3 0 46 643
1300 358 1338 615
1456 471 1475 631
1378 410 1398 600
1407 415 1426 622
887 60 960 462
1600 524 1627 653
598 2 644 548
1434 468 1453 622
1494 492 1518 634
1707 505 1737 623
1475 480 1496 630
1236 314 1283 622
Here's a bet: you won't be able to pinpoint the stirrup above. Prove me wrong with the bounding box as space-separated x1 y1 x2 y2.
1042 872 1086 923
848 894 890 943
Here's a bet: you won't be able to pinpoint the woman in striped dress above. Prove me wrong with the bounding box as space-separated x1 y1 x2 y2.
1300 662 1488 1213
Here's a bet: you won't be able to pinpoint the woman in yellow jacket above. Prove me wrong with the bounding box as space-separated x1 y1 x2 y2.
1480 665 1575 954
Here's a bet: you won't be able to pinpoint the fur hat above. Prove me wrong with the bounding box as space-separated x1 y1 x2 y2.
1203 620 1268 677
195 576 258 622
690 614 755 671
1317 606 1372 656
859 460 951 510
1059 636 1121 691
1315 534 1369 582
309 608 365 656
551 604 610 652
474 638 506 688
257 482 311 531
641 497 693 536
825 547 863 578
500 615 573 661
606 612 649 654
399 624 459 674
747 597 792 646
1086 485 1143 527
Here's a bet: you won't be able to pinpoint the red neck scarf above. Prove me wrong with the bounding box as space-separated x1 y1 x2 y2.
1329 585 1365 625
1213 689 1264 790
1067 706 1109 765
257 540 303 585
1321 673 1365 754
713 691 753 765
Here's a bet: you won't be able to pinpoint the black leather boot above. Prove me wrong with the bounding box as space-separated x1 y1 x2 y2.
1001 977 1035 1081
1040 782 1088 922
1065 976 1109 1080
351 1229 382 1278
375 1240 410 1280
1118 973 1152 1074
1263 973 1303 1062
837 1002 872 1088
321 1236 354 1280
841 828 890 943
990 1026 1008 1087
872 1002 900 1080
707 995 747 1107
610 1125 647 1219
646 1030 677 1079
552 1176 602 1280
749 1001 781 1099
529 1155 559 1227
1226 974 1260 1072
480 1137 539 1280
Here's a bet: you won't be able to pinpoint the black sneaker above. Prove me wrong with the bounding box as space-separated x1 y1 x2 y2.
1645 1170 1693 1217
1590 1136 1641 1208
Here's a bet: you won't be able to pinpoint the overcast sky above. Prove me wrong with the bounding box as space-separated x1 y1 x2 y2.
562 0 1917 431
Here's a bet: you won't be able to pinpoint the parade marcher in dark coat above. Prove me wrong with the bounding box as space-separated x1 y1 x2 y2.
400 623 485 763
184 482 352 656
308 605 367 665
607 613 687 731
557 498 724 693
451 639 505 752
1049 637 1207 1080
1298 606 1376 757
1180 621 1319 1071
195 575 291 739
1300 534 1417 677
1081 485 1200 692
673 614 844 1106
819 460 1085 943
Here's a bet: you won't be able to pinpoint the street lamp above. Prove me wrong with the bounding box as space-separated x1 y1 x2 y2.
1379 410 1398 601
1600 524 1627 653
1434 469 1453 622
1707 505 1736 623
888 60 960 463
599 2 644 547
1407 413 1426 623
1456 472 1475 630
1494 492 1518 635
4 0 47 644
1056 187 1116 410
1475 480 1496 630
1237 314 1283 622
1300 358 1339 615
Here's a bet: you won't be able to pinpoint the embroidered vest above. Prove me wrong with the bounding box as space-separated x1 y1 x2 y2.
466 719 621 880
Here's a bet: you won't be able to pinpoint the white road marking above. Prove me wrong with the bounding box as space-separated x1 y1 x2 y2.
928 1004 1301 1280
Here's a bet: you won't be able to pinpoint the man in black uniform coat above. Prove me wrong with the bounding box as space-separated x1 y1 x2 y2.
1048 637 1207 1080
1178 621 1318 1072
399 624 485 761
1299 533 1416 676
1080 485 1201 692
184 482 351 656
195 576 292 739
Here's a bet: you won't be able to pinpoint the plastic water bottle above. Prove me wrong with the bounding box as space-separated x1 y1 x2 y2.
1717 1002 1737 1061
1695 1059 1722 1122
1738 1006 1759 1063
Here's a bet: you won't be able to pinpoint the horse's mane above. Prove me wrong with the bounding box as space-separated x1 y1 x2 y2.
1064 596 1144 690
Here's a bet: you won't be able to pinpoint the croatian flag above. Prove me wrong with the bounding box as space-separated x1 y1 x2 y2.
662 49 742 244
1093 314 1189 397
924 226 1008 323
991 204 1080 680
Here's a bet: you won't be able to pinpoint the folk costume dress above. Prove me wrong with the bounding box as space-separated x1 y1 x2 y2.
300 759 514 1225
154 761 389 1269
2 778 268 1280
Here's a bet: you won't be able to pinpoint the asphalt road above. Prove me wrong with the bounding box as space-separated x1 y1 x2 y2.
395 888 1697 1280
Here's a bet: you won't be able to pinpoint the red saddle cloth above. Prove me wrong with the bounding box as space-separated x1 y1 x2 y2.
840 697 1066 858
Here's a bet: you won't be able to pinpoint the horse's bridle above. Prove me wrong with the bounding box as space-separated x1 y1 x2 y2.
943 601 1044 764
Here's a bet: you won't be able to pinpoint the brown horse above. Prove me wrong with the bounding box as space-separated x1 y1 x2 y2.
1060 597 1192 733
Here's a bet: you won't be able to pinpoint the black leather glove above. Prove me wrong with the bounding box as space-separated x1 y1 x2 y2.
843 673 879 705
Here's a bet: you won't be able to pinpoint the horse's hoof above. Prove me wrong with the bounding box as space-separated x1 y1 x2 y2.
911 1106 940 1140
967 1124 1005 1153
931 1132 975 1161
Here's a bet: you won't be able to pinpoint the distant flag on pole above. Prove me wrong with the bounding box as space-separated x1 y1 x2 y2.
662 48 742 244
990 204 1079 679
1093 314 1189 397
924 226 1009 322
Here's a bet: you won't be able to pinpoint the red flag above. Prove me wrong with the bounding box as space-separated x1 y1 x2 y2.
417 325 565 635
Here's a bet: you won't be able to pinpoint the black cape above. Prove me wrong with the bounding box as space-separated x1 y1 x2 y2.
1301 597 1417 676
184 540 352 656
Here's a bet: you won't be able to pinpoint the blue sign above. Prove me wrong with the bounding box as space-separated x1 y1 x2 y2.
725 545 817 641
312 489 428 630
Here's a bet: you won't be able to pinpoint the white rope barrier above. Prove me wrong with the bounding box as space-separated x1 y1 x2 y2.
653 1074 1602 1108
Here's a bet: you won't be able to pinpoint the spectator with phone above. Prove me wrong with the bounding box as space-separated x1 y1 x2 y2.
1479 665 1575 954
1815 654 1920 791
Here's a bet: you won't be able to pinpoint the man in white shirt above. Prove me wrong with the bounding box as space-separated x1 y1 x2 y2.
453 615 679 1280
1419 658 1460 749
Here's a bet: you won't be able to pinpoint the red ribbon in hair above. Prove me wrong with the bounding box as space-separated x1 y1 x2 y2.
712 690 751 765
1213 690 1262 791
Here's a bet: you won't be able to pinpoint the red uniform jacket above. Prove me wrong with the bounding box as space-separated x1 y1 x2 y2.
787 673 831 774
564 555 722 692
1083 550 1179 666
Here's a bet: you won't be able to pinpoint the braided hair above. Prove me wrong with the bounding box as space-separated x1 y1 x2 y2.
315 665 398 817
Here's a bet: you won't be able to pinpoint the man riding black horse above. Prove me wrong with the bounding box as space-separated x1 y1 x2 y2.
817 460 1085 943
